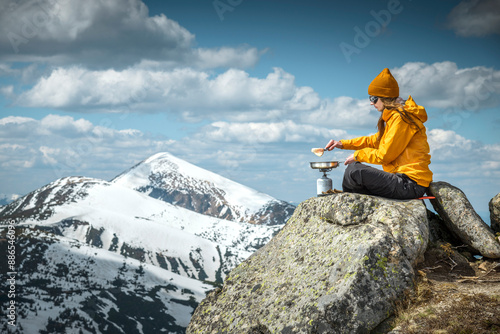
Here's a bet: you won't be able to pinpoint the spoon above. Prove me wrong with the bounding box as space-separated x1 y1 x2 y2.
311 148 326 157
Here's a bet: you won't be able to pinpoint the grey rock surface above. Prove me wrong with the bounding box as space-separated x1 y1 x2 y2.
187 193 429 334
429 182 500 258
489 193 500 234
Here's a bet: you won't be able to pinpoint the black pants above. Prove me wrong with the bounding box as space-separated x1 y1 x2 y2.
342 162 427 200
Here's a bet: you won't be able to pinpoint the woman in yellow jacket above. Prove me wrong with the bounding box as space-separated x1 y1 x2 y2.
325 68 432 199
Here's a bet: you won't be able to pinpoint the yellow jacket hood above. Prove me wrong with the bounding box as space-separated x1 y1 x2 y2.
340 95 433 187
382 96 428 123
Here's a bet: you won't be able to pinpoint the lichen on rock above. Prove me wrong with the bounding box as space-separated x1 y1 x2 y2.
489 193 500 234
428 182 500 259
187 193 429 334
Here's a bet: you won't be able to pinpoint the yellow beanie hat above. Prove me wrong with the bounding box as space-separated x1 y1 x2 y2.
368 68 399 98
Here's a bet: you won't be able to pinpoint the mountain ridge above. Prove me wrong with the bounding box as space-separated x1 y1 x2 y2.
0 175 282 282
0 152 295 333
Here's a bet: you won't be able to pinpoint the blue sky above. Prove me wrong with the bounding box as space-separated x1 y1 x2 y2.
1 0 499 220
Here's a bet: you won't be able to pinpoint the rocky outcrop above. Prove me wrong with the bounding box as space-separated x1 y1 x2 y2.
428 182 500 259
490 193 500 234
187 193 429 334
140 183 296 225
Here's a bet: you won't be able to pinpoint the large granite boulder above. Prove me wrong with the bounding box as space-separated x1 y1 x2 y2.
187 193 429 334
490 193 500 234
428 182 500 259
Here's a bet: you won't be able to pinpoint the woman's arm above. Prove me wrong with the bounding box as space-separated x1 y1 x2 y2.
325 133 380 152
340 133 380 150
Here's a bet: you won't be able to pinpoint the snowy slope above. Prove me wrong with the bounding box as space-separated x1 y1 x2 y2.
112 152 296 225
1 176 281 283
0 153 293 333
0 227 211 334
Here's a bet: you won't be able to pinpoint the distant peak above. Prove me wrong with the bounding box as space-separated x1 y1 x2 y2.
144 152 175 163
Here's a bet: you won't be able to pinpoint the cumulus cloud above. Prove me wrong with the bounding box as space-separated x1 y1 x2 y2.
14 66 322 119
427 128 474 160
0 114 175 177
198 121 348 144
301 96 379 129
427 128 500 178
14 60 499 128
392 61 500 111
0 112 352 176
0 113 351 198
191 46 265 69
12 63 386 130
426 129 500 205
0 0 260 69
446 0 500 37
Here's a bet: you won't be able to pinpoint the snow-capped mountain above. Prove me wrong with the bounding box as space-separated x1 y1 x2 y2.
1 176 281 283
0 152 295 333
0 193 19 207
112 152 296 225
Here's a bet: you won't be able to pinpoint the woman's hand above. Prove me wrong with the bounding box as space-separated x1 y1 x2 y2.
325 139 343 151
344 153 356 165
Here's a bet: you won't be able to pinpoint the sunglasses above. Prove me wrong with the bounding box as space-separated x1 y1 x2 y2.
369 96 379 103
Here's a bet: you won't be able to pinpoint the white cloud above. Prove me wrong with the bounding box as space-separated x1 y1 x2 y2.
7 61 500 128
427 128 474 159
0 116 30 125
427 129 500 171
0 116 39 140
199 121 348 144
0 85 14 99
392 61 500 111
302 96 379 129
0 113 351 198
0 0 260 69
446 0 500 37
16 61 499 129
16 66 153 108
0 114 175 177
14 66 321 120
191 46 265 69
39 114 93 134
39 146 59 165
422 128 500 215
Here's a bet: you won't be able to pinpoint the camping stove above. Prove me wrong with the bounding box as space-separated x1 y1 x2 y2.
310 161 340 196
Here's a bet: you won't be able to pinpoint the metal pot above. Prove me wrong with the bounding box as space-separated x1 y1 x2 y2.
310 161 340 169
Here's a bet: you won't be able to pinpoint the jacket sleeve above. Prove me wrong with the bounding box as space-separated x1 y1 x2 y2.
354 115 416 165
340 133 380 150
